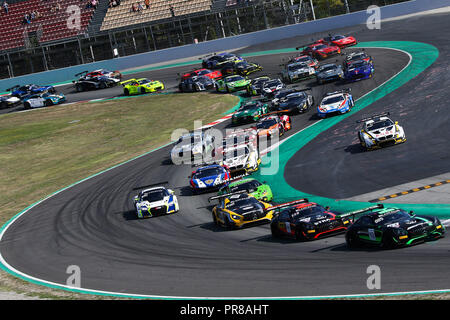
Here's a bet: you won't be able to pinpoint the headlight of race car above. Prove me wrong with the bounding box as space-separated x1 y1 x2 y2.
392 228 408 237
304 223 315 232
230 214 241 220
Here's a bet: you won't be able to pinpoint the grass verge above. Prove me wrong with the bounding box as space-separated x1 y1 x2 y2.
0 92 238 299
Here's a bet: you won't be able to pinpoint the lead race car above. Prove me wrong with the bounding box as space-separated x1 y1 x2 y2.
343 204 445 248
357 112 406 150
133 186 179 218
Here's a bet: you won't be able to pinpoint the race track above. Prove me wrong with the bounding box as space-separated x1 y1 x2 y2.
0 11 449 298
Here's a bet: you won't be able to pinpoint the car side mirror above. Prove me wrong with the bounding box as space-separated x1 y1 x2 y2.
395 121 398 125
168 189 174 194
133 196 139 202
409 210 415 216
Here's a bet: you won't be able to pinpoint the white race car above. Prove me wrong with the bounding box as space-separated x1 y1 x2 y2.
281 62 316 83
170 131 215 165
133 186 179 218
219 145 260 177
357 112 406 150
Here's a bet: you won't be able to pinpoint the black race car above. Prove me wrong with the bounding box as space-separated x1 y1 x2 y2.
343 50 373 68
178 75 215 92
0 94 21 109
344 205 446 248
270 199 351 240
221 60 263 77
261 78 285 98
72 71 120 92
271 89 314 114
246 76 271 96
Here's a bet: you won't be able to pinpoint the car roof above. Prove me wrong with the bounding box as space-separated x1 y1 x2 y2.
140 186 166 194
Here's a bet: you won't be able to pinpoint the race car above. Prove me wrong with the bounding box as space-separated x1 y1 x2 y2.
217 177 273 202
221 60 263 77
281 62 316 83
255 114 291 138
202 52 243 69
133 186 179 218
343 59 375 82
22 91 66 109
271 88 299 106
180 68 222 80
261 78 285 98
316 63 344 84
84 69 122 80
121 78 164 95
298 42 341 60
246 76 271 96
357 112 406 150
218 144 261 177
178 75 215 92
343 50 373 68
321 34 357 48
215 75 251 93
170 131 215 165
343 204 445 248
273 90 314 114
270 199 352 240
0 94 21 109
317 89 354 118
214 127 259 159
289 55 319 69
7 84 56 99
73 74 120 92
190 164 231 193
231 100 269 125
210 192 274 229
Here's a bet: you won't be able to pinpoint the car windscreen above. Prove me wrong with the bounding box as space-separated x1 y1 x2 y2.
264 80 281 87
289 205 326 220
141 190 166 202
196 76 210 84
367 119 394 130
257 119 277 129
295 56 311 63
226 76 244 82
239 103 258 111
195 168 222 178
319 65 337 72
314 44 327 50
288 64 307 71
348 61 368 69
374 210 410 225
285 93 306 101
197 70 210 75
229 180 261 193
227 198 261 212
348 53 366 61
138 79 151 84
322 95 344 104
331 35 345 40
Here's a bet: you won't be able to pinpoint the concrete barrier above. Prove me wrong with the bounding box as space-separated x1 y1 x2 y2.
1 0 448 91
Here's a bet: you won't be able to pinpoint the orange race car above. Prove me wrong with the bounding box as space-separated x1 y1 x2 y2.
254 114 291 139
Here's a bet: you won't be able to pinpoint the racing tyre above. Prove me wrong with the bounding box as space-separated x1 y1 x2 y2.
124 89 129 96
295 229 306 241
345 232 359 248
99 82 107 89
271 225 282 238
212 212 219 226
23 102 31 110
45 100 53 107
75 84 83 92
381 232 396 249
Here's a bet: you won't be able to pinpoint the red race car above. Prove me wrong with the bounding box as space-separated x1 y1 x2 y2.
321 34 357 48
298 42 341 60
86 69 122 80
181 68 222 80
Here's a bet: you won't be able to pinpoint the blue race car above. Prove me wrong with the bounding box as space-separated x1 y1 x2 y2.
189 164 231 194
317 89 354 118
7 84 55 99
202 52 243 69
344 59 374 82
22 92 66 109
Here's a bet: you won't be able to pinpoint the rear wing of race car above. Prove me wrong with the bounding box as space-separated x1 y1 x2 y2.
199 52 217 60
324 88 351 97
264 199 309 212
75 70 89 77
208 189 248 202
336 204 384 220
356 112 390 123
6 85 20 92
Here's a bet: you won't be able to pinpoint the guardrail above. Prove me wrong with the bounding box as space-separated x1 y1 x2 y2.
0 0 448 91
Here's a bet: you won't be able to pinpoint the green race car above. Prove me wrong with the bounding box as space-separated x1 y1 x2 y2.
120 78 164 96
231 100 269 125
218 178 273 202
216 75 251 93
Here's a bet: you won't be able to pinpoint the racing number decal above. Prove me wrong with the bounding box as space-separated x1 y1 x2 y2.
368 228 376 241
285 222 291 234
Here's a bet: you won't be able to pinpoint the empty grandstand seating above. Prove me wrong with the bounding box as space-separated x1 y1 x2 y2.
0 0 95 51
100 0 212 31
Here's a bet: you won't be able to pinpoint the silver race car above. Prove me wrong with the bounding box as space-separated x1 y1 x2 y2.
281 62 316 83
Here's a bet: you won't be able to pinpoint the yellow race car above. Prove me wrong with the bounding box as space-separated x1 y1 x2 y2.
120 78 164 95
209 191 274 229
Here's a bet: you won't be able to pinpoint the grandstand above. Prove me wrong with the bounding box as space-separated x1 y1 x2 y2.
100 0 213 31
0 0 95 51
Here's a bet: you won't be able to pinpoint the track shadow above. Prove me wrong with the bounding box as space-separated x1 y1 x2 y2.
199 222 234 233
344 143 366 154
122 209 140 221
179 185 194 196
161 158 173 166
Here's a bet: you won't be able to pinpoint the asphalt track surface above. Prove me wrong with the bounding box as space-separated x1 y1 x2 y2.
1 12 449 297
